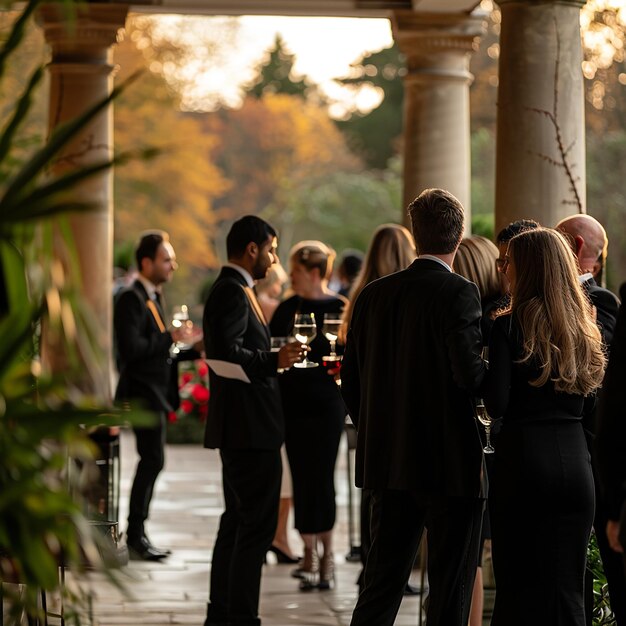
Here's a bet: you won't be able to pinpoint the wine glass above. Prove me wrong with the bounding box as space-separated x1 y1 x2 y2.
292 313 318 369
322 312 342 362
171 304 194 353
271 336 289 374
476 401 495 454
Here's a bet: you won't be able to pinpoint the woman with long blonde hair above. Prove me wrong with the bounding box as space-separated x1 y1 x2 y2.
483 228 606 625
341 224 416 341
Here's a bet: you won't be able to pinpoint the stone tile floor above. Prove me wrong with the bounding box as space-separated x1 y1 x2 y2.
82 430 427 626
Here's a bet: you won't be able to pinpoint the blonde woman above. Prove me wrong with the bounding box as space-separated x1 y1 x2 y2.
483 228 606 626
453 235 504 626
341 224 416 342
269 241 348 591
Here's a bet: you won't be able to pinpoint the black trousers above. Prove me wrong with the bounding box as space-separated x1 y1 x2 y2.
127 412 166 541
350 489 483 626
206 449 282 626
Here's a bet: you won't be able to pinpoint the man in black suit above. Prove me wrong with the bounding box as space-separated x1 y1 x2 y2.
596 282 626 572
341 188 486 626
115 231 196 561
557 214 624 625
202 216 302 626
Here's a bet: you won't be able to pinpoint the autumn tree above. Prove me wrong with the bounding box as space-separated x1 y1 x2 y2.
203 92 362 256
113 20 230 304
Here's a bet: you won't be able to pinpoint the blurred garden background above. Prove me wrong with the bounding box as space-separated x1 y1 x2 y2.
3 0 626 440
5 1 626 299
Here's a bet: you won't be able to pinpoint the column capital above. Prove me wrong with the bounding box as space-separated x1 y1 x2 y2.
392 11 488 81
37 3 129 63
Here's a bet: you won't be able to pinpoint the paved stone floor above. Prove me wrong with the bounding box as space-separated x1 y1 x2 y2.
83 430 427 626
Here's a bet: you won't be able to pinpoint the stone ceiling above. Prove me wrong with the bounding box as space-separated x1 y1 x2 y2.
129 0 482 17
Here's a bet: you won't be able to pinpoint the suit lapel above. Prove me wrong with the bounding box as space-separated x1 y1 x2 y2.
133 280 167 333
243 286 268 326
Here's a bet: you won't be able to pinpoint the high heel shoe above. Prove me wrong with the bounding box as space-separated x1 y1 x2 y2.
268 544 300 564
298 547 319 591
318 552 335 591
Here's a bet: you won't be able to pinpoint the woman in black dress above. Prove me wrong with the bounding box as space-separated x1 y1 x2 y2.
270 240 347 591
483 228 606 625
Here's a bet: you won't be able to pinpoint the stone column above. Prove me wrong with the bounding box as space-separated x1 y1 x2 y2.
495 0 586 234
392 11 486 230
38 3 128 401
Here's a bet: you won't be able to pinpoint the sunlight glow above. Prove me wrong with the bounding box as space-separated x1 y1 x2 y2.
129 14 393 115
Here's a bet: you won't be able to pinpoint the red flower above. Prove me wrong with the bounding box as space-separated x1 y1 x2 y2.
191 383 210 404
181 372 193 385
180 399 194 414
197 362 209 377
198 404 209 422
168 411 178 423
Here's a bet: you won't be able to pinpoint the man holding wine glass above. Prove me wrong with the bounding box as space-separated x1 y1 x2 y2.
114 230 202 561
341 189 486 626
202 216 302 626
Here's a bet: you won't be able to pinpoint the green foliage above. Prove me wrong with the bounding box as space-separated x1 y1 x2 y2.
247 34 312 100
586 130 626 293
587 531 617 625
0 1 152 622
261 156 403 254
471 127 496 219
335 44 405 169
471 213 494 240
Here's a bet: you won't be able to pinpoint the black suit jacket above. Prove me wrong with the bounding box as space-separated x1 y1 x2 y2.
341 259 486 497
114 280 179 413
584 277 620 347
203 266 283 451
596 282 626 519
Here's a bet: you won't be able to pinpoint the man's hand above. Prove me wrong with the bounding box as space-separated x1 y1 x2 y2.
278 342 308 369
607 520 624 553
170 323 203 346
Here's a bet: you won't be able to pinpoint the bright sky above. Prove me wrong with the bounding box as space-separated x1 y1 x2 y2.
147 15 394 116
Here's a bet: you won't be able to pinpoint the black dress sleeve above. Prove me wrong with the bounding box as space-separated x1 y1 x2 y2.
483 315 513 419
269 297 296 338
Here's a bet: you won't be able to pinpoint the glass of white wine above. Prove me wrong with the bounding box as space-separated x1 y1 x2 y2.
292 312 318 369
171 304 194 353
322 312 342 362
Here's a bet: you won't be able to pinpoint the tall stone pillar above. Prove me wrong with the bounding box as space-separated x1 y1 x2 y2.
495 0 586 233
38 4 128 401
392 11 486 231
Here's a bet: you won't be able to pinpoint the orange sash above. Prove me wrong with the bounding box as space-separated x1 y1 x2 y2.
243 286 268 327
146 299 166 333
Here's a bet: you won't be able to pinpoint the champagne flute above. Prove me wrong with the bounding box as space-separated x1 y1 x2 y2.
476 401 495 454
322 312 342 362
292 313 318 369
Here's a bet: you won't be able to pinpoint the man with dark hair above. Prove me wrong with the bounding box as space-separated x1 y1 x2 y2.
336 249 364 298
115 230 198 560
556 214 624 626
342 188 486 626
203 215 302 626
495 219 540 277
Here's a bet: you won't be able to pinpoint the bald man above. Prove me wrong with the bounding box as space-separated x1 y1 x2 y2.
557 214 624 626
556 214 619 346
